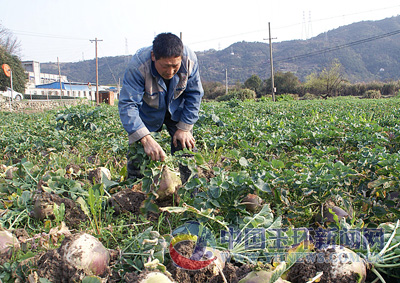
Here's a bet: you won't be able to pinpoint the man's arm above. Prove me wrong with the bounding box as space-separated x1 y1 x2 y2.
118 66 149 142
173 48 204 149
119 52 166 161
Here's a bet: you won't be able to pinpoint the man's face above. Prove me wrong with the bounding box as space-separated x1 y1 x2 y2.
152 52 182 80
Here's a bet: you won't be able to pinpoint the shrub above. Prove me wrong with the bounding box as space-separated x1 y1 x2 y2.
216 88 256 102
301 93 317 100
363 89 382 99
341 82 365 96
276 93 298 101
258 96 272 102
382 82 397 96
202 81 226 100
365 81 383 92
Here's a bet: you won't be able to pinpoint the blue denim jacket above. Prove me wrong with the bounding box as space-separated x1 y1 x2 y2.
118 45 204 144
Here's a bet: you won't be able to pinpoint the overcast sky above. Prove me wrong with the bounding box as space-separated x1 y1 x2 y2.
1 0 400 63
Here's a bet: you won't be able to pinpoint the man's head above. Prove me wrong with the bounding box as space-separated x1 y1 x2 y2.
151 33 183 80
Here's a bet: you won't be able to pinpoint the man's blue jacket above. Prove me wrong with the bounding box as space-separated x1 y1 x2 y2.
118 45 204 144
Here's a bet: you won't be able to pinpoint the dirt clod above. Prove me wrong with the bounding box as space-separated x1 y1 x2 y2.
108 189 146 215
31 192 87 229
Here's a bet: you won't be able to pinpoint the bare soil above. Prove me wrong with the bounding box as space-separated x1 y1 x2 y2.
108 184 179 221
108 188 147 215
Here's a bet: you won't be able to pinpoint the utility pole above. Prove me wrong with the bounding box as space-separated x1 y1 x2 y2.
57 57 63 100
268 22 276 102
225 69 228 95
90 38 103 104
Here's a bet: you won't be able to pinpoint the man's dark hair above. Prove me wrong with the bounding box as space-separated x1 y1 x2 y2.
152 33 183 60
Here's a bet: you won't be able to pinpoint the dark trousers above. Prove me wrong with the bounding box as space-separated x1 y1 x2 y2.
127 112 196 183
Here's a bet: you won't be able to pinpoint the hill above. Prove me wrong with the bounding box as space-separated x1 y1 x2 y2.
41 15 400 85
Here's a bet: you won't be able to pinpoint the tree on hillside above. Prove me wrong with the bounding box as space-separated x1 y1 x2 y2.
305 59 345 98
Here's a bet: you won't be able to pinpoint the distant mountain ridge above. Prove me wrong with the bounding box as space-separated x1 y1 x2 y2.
41 15 400 84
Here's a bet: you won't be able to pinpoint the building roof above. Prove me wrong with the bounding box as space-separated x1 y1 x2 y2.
35 82 100 91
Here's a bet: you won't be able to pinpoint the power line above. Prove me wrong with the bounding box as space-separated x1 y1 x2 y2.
10 29 88 41
99 45 119 86
276 29 400 62
9 4 400 62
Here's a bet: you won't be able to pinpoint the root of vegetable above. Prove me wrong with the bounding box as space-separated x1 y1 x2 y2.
205 247 230 276
5 166 18 179
61 233 110 277
0 230 20 259
88 167 111 184
32 199 55 220
153 166 181 200
328 246 367 283
323 205 349 223
238 270 289 283
287 245 367 283
241 194 263 212
137 271 175 283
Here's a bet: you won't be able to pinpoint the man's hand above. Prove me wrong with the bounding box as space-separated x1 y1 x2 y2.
140 135 166 161
173 129 195 150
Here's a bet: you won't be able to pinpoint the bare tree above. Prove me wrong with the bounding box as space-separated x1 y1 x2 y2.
305 59 345 98
0 24 21 56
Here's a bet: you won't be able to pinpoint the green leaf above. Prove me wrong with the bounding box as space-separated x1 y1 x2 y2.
102 177 119 189
221 181 230 190
372 205 387 217
209 186 222 198
271 159 285 169
159 206 188 214
119 166 127 178
20 191 31 205
194 153 205 165
19 251 36 260
141 199 159 214
254 178 271 193
76 196 91 218
209 198 221 208
368 178 389 189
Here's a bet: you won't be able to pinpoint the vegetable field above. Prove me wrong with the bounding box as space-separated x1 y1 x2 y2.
1 97 400 282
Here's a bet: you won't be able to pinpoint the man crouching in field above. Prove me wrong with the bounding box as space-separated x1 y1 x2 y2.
118 32 204 182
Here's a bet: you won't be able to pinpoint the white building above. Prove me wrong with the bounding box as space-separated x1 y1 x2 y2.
22 61 68 89
21 61 117 101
